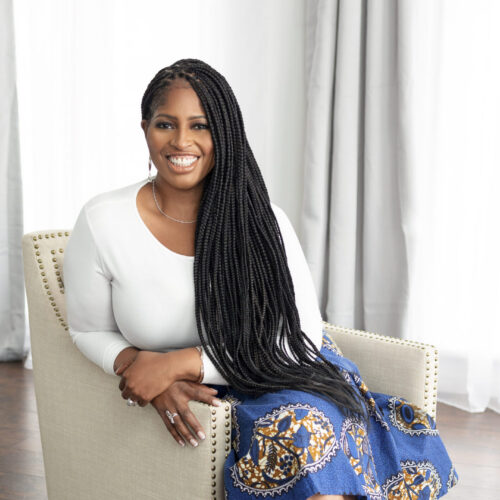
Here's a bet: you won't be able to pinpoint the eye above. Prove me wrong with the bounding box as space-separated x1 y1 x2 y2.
193 123 210 130
156 121 173 129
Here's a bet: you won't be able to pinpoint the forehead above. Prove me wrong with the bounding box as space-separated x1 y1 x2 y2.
153 79 204 115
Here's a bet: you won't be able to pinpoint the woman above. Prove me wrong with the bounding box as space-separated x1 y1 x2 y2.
64 59 457 499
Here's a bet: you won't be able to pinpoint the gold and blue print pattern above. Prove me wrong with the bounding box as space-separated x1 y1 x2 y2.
382 460 442 499
340 417 384 500
388 397 439 436
230 403 339 497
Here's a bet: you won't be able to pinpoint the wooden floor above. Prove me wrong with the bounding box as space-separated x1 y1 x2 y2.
0 360 499 499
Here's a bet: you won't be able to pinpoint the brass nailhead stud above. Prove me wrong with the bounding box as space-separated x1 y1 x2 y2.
52 257 57 262
211 465 216 471
211 457 216 462
41 272 46 276
39 265 44 269
225 430 230 435
54 264 59 269
58 232 62 236
211 440 216 446
44 285 49 289
211 432 216 438
55 271 60 276
37 259 42 263
65 232 69 236
211 409 217 415
51 250 55 254
211 424 216 430
35 251 40 256
225 422 230 427
34 244 39 248
211 481 216 487
211 416 216 422
32 237 37 241
59 248 64 253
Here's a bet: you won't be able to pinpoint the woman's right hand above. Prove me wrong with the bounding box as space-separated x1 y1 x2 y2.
150 380 222 448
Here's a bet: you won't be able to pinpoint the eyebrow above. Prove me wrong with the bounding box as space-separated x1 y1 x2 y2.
154 113 206 120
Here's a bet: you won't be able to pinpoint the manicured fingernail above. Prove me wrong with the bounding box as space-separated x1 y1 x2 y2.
212 399 222 406
178 440 185 447
190 439 198 447
198 431 206 440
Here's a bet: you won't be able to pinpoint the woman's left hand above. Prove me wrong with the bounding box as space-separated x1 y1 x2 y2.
117 350 174 406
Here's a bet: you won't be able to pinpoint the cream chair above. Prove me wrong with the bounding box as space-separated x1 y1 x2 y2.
22 230 439 500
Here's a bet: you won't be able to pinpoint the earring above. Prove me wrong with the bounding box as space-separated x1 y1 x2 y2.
148 156 153 183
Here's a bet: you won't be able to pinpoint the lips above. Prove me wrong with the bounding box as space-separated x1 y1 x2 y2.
166 155 199 173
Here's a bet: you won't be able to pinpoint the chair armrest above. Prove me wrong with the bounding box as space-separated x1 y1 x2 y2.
22 230 231 499
323 321 438 420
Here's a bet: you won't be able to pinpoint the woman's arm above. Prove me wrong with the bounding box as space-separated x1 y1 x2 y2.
64 205 137 375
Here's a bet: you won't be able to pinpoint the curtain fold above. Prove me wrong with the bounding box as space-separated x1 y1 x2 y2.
302 0 500 413
0 0 26 362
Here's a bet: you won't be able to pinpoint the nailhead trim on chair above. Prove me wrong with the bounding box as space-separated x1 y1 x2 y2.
208 402 232 498
322 321 439 419
31 232 70 332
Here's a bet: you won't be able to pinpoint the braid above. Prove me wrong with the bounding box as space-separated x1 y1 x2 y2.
141 59 367 418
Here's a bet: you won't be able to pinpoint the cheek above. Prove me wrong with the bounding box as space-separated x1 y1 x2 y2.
146 131 164 151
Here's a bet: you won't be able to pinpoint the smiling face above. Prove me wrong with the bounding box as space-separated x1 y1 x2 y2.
141 79 215 191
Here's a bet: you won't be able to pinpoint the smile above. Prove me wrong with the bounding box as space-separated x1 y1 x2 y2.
166 155 199 173
167 155 199 167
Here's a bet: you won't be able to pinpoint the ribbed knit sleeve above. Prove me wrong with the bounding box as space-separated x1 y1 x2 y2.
63 205 134 376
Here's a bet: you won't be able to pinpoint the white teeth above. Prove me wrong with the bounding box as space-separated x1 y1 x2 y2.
168 156 198 167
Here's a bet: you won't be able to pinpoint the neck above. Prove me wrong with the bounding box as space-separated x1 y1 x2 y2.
151 176 203 221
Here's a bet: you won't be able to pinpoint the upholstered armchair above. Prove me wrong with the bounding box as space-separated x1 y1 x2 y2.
22 229 439 500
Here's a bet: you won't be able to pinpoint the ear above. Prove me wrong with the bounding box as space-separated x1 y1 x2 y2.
140 119 148 136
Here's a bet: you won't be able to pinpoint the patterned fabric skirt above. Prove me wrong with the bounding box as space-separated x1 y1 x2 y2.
209 329 458 499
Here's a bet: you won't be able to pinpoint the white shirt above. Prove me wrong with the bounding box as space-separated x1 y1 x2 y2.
63 178 323 384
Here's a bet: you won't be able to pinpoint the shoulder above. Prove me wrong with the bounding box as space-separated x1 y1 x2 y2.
78 178 147 230
83 178 145 216
270 202 295 235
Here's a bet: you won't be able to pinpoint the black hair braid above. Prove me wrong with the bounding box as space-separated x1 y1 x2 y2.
141 59 367 419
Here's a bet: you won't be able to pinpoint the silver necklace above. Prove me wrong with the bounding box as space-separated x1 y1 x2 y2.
151 179 197 224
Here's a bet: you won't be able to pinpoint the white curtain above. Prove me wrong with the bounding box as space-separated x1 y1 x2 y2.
0 0 26 362
302 0 500 413
13 0 307 367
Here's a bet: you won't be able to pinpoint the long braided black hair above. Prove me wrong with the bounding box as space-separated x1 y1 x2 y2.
141 59 367 418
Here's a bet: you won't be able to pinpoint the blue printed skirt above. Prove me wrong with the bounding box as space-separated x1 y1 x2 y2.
209 329 458 499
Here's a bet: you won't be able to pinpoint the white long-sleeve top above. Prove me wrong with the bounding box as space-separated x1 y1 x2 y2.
63 178 323 384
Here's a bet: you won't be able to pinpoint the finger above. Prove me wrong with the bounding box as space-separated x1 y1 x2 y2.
153 405 186 447
115 363 127 376
180 406 208 442
174 408 202 447
119 377 125 391
193 386 222 407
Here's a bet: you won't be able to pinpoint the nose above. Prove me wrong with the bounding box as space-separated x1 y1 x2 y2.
170 125 193 149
